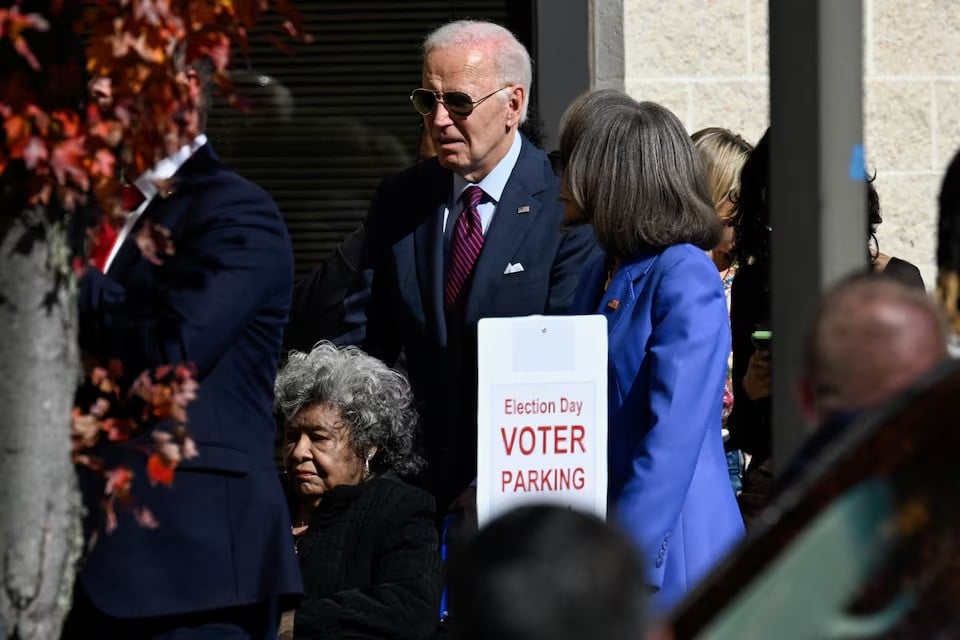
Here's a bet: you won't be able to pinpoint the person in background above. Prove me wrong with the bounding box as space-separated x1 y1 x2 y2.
448 505 648 640
730 129 929 525
726 129 774 526
692 126 754 495
275 342 442 640
561 90 744 612
937 145 960 353
867 176 925 290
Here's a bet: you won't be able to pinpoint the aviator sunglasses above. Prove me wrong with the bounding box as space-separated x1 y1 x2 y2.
410 86 512 117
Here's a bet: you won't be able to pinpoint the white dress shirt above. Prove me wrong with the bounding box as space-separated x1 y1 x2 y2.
442 131 523 237
103 134 208 273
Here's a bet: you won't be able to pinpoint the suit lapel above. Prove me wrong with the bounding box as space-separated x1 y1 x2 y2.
414 201 447 345
464 139 545 323
413 162 452 343
598 249 660 335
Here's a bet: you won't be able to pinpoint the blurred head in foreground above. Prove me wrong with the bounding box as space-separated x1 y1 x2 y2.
799 273 948 428
449 505 647 640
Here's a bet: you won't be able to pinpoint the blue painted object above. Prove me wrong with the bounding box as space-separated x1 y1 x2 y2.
848 144 867 181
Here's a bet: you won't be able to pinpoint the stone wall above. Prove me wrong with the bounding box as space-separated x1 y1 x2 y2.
617 0 960 287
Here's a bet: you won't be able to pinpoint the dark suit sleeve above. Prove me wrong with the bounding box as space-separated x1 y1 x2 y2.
284 225 371 352
78 189 292 377
293 492 443 640
545 223 599 314
361 181 405 367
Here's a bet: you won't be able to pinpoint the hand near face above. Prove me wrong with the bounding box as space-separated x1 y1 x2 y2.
742 349 771 401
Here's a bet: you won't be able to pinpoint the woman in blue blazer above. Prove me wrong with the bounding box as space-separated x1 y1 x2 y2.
558 91 745 613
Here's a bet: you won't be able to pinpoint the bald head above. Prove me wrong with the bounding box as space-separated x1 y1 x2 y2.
801 274 948 426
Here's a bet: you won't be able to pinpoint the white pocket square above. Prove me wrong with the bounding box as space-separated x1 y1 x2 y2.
504 262 525 275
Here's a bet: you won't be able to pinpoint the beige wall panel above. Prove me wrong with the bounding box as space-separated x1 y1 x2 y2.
624 0 748 78
866 80 933 172
873 0 960 75
592 0 626 90
612 0 945 281
935 81 960 172
748 0 769 77
689 81 769 144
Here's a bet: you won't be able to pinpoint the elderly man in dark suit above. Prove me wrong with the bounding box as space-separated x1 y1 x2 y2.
64 56 301 639
361 20 597 515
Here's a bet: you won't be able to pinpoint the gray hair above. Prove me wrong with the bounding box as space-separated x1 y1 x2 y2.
275 342 423 476
559 90 720 258
423 19 533 123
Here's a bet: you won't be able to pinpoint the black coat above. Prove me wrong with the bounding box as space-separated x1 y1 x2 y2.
727 260 772 461
293 473 443 640
284 225 371 351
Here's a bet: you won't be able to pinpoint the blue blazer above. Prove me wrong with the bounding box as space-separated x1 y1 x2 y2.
572 244 744 612
77 144 302 617
362 134 598 510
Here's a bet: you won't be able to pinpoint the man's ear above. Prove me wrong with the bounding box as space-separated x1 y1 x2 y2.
505 85 525 129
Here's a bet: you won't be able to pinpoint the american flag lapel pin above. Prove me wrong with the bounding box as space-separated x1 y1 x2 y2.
607 299 620 310
517 205 530 214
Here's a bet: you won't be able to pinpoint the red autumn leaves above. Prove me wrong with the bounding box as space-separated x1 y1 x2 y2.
1 0 310 251
72 361 199 532
4 0 309 534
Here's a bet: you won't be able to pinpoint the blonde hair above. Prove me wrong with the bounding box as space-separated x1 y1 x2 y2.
691 127 753 209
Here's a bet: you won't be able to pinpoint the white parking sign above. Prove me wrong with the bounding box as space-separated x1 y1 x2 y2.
476 315 608 526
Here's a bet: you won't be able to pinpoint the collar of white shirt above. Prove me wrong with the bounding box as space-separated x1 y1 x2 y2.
446 131 522 235
133 133 209 201
103 134 208 273
452 130 522 204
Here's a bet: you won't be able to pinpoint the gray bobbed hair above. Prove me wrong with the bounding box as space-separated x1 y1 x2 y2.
559 89 721 257
275 341 423 476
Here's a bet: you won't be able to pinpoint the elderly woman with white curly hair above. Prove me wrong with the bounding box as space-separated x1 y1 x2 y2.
275 341 442 640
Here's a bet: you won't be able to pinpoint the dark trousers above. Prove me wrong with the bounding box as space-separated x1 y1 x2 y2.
61 585 280 640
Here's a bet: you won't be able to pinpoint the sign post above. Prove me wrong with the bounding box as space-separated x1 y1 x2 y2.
476 315 608 527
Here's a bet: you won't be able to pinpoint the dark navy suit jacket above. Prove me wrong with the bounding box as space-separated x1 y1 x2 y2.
77 144 302 618
572 245 744 612
362 134 598 511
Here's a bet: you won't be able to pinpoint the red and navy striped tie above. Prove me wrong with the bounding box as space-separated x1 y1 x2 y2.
444 185 485 310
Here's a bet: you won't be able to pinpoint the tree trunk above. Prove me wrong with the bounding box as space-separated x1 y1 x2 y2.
0 206 82 640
